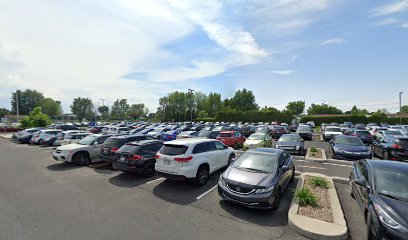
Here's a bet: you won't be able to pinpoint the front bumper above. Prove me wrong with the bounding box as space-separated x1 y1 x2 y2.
52 151 73 162
276 146 302 154
333 151 371 160
217 183 275 209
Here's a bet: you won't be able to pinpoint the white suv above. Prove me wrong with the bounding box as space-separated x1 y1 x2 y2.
52 134 112 165
155 138 235 186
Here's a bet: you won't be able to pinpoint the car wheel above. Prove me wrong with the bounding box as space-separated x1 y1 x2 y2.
72 153 80 165
272 189 281 210
195 165 209 187
142 163 155 178
383 151 389 160
234 142 239 150
289 167 295 183
39 139 44 145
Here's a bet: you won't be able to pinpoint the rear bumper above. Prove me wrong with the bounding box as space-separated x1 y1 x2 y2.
113 162 143 173
100 154 114 163
156 170 188 181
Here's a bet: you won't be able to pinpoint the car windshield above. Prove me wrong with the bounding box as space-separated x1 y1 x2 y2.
219 133 232 137
384 130 402 135
256 127 268 133
297 126 310 131
335 137 364 146
356 131 370 137
78 135 97 145
233 152 278 174
374 167 408 200
326 128 341 132
198 131 211 137
248 134 264 140
279 135 300 142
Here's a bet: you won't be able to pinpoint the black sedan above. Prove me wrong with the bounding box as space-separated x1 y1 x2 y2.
372 136 408 161
275 134 305 155
218 148 295 210
350 160 408 240
329 135 371 160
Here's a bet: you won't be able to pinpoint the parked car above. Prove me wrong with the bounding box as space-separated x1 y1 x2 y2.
160 130 181 141
354 123 366 130
218 148 295 209
100 134 156 164
176 131 199 139
368 127 388 140
276 134 305 155
372 136 408 161
90 126 105 134
349 160 408 240
306 121 315 128
155 139 235 186
344 122 353 128
352 130 373 144
329 135 371 160
296 125 313 141
31 129 62 145
61 133 91 145
197 130 221 139
0 125 22 132
112 140 163 177
256 126 270 134
53 130 84 146
216 131 246 149
240 125 255 138
339 124 350 133
243 132 273 149
323 126 343 141
53 134 113 165
15 128 43 143
55 124 79 131
289 124 298 132
377 130 403 139
270 126 286 139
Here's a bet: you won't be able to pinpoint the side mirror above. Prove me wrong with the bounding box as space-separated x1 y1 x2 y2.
224 145 229 149
282 166 289 172
354 178 369 189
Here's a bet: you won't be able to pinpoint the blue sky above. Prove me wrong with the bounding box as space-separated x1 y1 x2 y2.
0 0 407 113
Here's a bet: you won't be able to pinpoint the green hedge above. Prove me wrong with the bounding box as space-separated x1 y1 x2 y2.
215 109 292 123
300 115 408 126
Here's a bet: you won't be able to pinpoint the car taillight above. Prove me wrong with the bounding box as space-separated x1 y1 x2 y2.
174 156 193 163
128 155 141 160
154 155 160 159
352 134 357 136
391 144 402 149
111 147 119 152
368 135 372 138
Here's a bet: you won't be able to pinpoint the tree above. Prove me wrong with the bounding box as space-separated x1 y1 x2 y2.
229 89 259 112
111 99 130 119
307 104 343 115
40 98 62 116
286 101 305 116
350 105 369 116
70 97 94 121
205 93 222 118
401 105 408 114
98 105 109 120
128 103 148 120
11 89 44 115
194 92 208 117
20 107 51 128
0 108 11 118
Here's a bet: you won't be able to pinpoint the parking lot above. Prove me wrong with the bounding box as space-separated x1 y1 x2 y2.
0 137 366 240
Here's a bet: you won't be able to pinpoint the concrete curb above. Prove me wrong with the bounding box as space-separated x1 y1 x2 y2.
288 172 348 240
305 148 327 162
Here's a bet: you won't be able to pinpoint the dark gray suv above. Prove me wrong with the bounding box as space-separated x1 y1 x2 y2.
218 148 295 209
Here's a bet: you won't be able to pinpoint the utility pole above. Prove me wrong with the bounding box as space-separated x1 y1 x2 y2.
399 92 403 124
100 98 106 107
15 91 20 123
188 89 194 122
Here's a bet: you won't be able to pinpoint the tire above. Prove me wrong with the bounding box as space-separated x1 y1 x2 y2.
234 142 239 150
383 151 389 160
74 152 90 166
142 163 155 178
272 189 281 210
38 139 44 145
289 167 295 183
194 165 209 187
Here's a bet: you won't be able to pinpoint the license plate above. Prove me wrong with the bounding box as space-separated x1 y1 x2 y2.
164 159 171 165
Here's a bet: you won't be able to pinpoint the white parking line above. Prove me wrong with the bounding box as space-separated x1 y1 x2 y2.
146 177 165 184
196 185 218 200
323 163 352 168
302 166 327 170
295 159 311 163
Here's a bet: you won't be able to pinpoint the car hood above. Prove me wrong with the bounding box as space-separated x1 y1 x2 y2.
57 143 87 151
378 195 408 225
325 131 342 135
297 131 311 134
245 139 263 145
277 142 300 147
223 166 275 187
334 144 368 152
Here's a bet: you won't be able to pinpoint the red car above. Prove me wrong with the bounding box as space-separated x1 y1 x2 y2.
0 126 22 132
216 131 246 149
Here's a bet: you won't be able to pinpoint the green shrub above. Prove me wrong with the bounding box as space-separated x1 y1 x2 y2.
310 176 330 189
19 107 51 128
310 147 318 153
295 187 318 206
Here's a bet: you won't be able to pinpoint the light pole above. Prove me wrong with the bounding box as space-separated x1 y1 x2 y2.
15 91 20 122
399 92 403 124
188 88 194 122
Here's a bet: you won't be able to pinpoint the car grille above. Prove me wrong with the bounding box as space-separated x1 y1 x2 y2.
227 183 254 194
55 150 62 154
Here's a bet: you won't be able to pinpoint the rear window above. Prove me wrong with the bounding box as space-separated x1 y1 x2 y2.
326 128 341 132
159 144 188 156
356 131 370 137
396 139 408 148
219 133 232 137
103 138 125 147
119 144 140 154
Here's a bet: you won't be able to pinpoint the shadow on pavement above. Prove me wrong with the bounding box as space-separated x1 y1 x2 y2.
218 179 299 227
47 162 81 171
109 173 160 188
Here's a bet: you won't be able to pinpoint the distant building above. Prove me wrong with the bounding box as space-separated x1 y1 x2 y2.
1 114 27 123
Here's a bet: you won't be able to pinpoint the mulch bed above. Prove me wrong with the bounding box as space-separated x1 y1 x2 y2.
298 176 334 223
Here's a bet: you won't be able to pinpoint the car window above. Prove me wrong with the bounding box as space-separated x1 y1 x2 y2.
214 141 225 150
357 162 369 181
193 143 206 154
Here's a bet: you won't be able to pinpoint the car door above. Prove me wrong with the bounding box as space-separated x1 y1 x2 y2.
280 152 291 189
213 141 228 169
192 142 213 172
91 135 109 158
354 161 369 210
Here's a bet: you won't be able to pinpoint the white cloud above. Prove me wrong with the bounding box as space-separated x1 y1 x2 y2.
376 17 399 26
322 38 344 45
373 0 408 16
401 22 408 28
271 70 296 75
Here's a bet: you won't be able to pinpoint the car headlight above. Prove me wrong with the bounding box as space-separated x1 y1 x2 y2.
374 202 408 232
275 145 280 148
219 177 227 187
255 186 274 194
333 147 340 152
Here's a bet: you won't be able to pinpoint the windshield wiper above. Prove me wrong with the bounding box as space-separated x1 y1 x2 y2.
236 166 270 173
379 192 408 202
